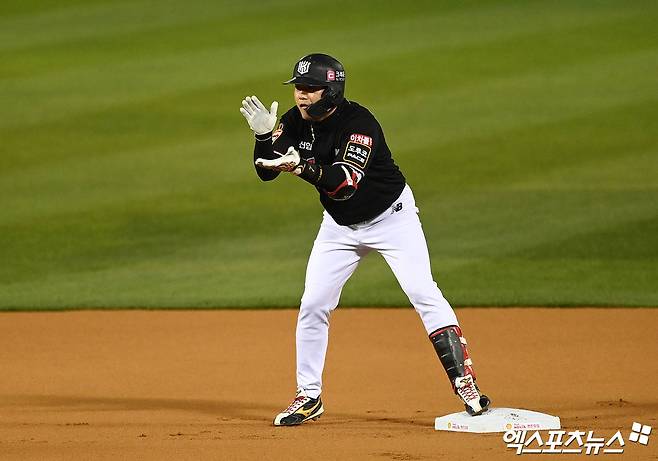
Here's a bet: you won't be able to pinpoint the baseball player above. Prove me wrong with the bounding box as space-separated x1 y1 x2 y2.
240 53 490 426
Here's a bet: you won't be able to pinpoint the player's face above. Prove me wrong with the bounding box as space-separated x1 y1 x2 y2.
294 84 325 120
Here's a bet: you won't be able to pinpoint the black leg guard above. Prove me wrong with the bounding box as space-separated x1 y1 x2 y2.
429 325 474 387
429 325 491 416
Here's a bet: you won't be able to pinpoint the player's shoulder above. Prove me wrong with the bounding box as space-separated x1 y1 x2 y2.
340 100 380 131
342 100 375 119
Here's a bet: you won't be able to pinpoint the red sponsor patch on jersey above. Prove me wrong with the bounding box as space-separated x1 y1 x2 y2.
349 133 373 147
327 69 335 81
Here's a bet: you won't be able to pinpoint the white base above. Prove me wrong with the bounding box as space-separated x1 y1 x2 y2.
434 407 560 433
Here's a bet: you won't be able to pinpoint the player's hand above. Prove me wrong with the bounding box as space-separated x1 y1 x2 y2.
255 146 301 172
240 96 278 135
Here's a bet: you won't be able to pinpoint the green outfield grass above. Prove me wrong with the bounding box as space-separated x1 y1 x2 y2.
1 0 656 309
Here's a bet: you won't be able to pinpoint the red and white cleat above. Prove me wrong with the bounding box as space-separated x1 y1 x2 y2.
454 375 490 416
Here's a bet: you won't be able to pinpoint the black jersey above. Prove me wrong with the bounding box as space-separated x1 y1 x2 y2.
255 100 406 225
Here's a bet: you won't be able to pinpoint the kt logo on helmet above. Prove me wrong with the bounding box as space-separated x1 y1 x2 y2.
297 61 311 74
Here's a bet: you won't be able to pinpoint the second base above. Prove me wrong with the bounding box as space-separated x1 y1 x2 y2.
435 407 560 433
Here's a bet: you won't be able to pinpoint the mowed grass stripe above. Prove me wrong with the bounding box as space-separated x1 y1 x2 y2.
2 22 654 173
2 56 655 245
403 98 658 195
419 188 655 261
514 149 658 190
1 0 434 75
342 259 658 307
2 91 654 235
382 49 657 152
5 186 650 309
0 0 304 51
0 1 643 129
356 9 656 106
341 189 656 307
3 6 652 135
1 0 635 58
405 101 657 256
3 93 655 224
0 236 311 309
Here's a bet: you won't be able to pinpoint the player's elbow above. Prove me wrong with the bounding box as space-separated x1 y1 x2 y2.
259 174 277 182
327 184 357 201
256 168 279 181
325 165 360 201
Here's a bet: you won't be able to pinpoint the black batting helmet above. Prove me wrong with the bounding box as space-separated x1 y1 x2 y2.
284 53 346 117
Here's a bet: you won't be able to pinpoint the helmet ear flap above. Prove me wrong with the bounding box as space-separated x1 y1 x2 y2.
305 87 340 118
325 81 345 106
323 87 339 105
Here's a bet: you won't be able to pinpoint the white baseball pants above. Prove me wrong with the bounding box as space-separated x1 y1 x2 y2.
296 184 459 398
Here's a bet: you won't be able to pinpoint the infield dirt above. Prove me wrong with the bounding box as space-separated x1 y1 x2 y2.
0 308 656 460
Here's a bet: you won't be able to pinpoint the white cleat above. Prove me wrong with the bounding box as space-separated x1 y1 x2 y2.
454 375 490 416
273 388 324 426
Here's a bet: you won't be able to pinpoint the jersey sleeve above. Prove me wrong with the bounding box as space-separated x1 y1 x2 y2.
253 109 297 181
313 117 379 200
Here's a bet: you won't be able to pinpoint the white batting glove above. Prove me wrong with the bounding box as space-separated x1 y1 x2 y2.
255 146 301 172
239 95 279 135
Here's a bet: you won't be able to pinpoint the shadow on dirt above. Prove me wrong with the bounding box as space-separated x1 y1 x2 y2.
1 394 434 428
1 394 278 420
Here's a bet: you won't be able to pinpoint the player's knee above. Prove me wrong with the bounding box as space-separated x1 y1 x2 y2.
300 288 337 316
298 300 331 331
298 306 330 327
